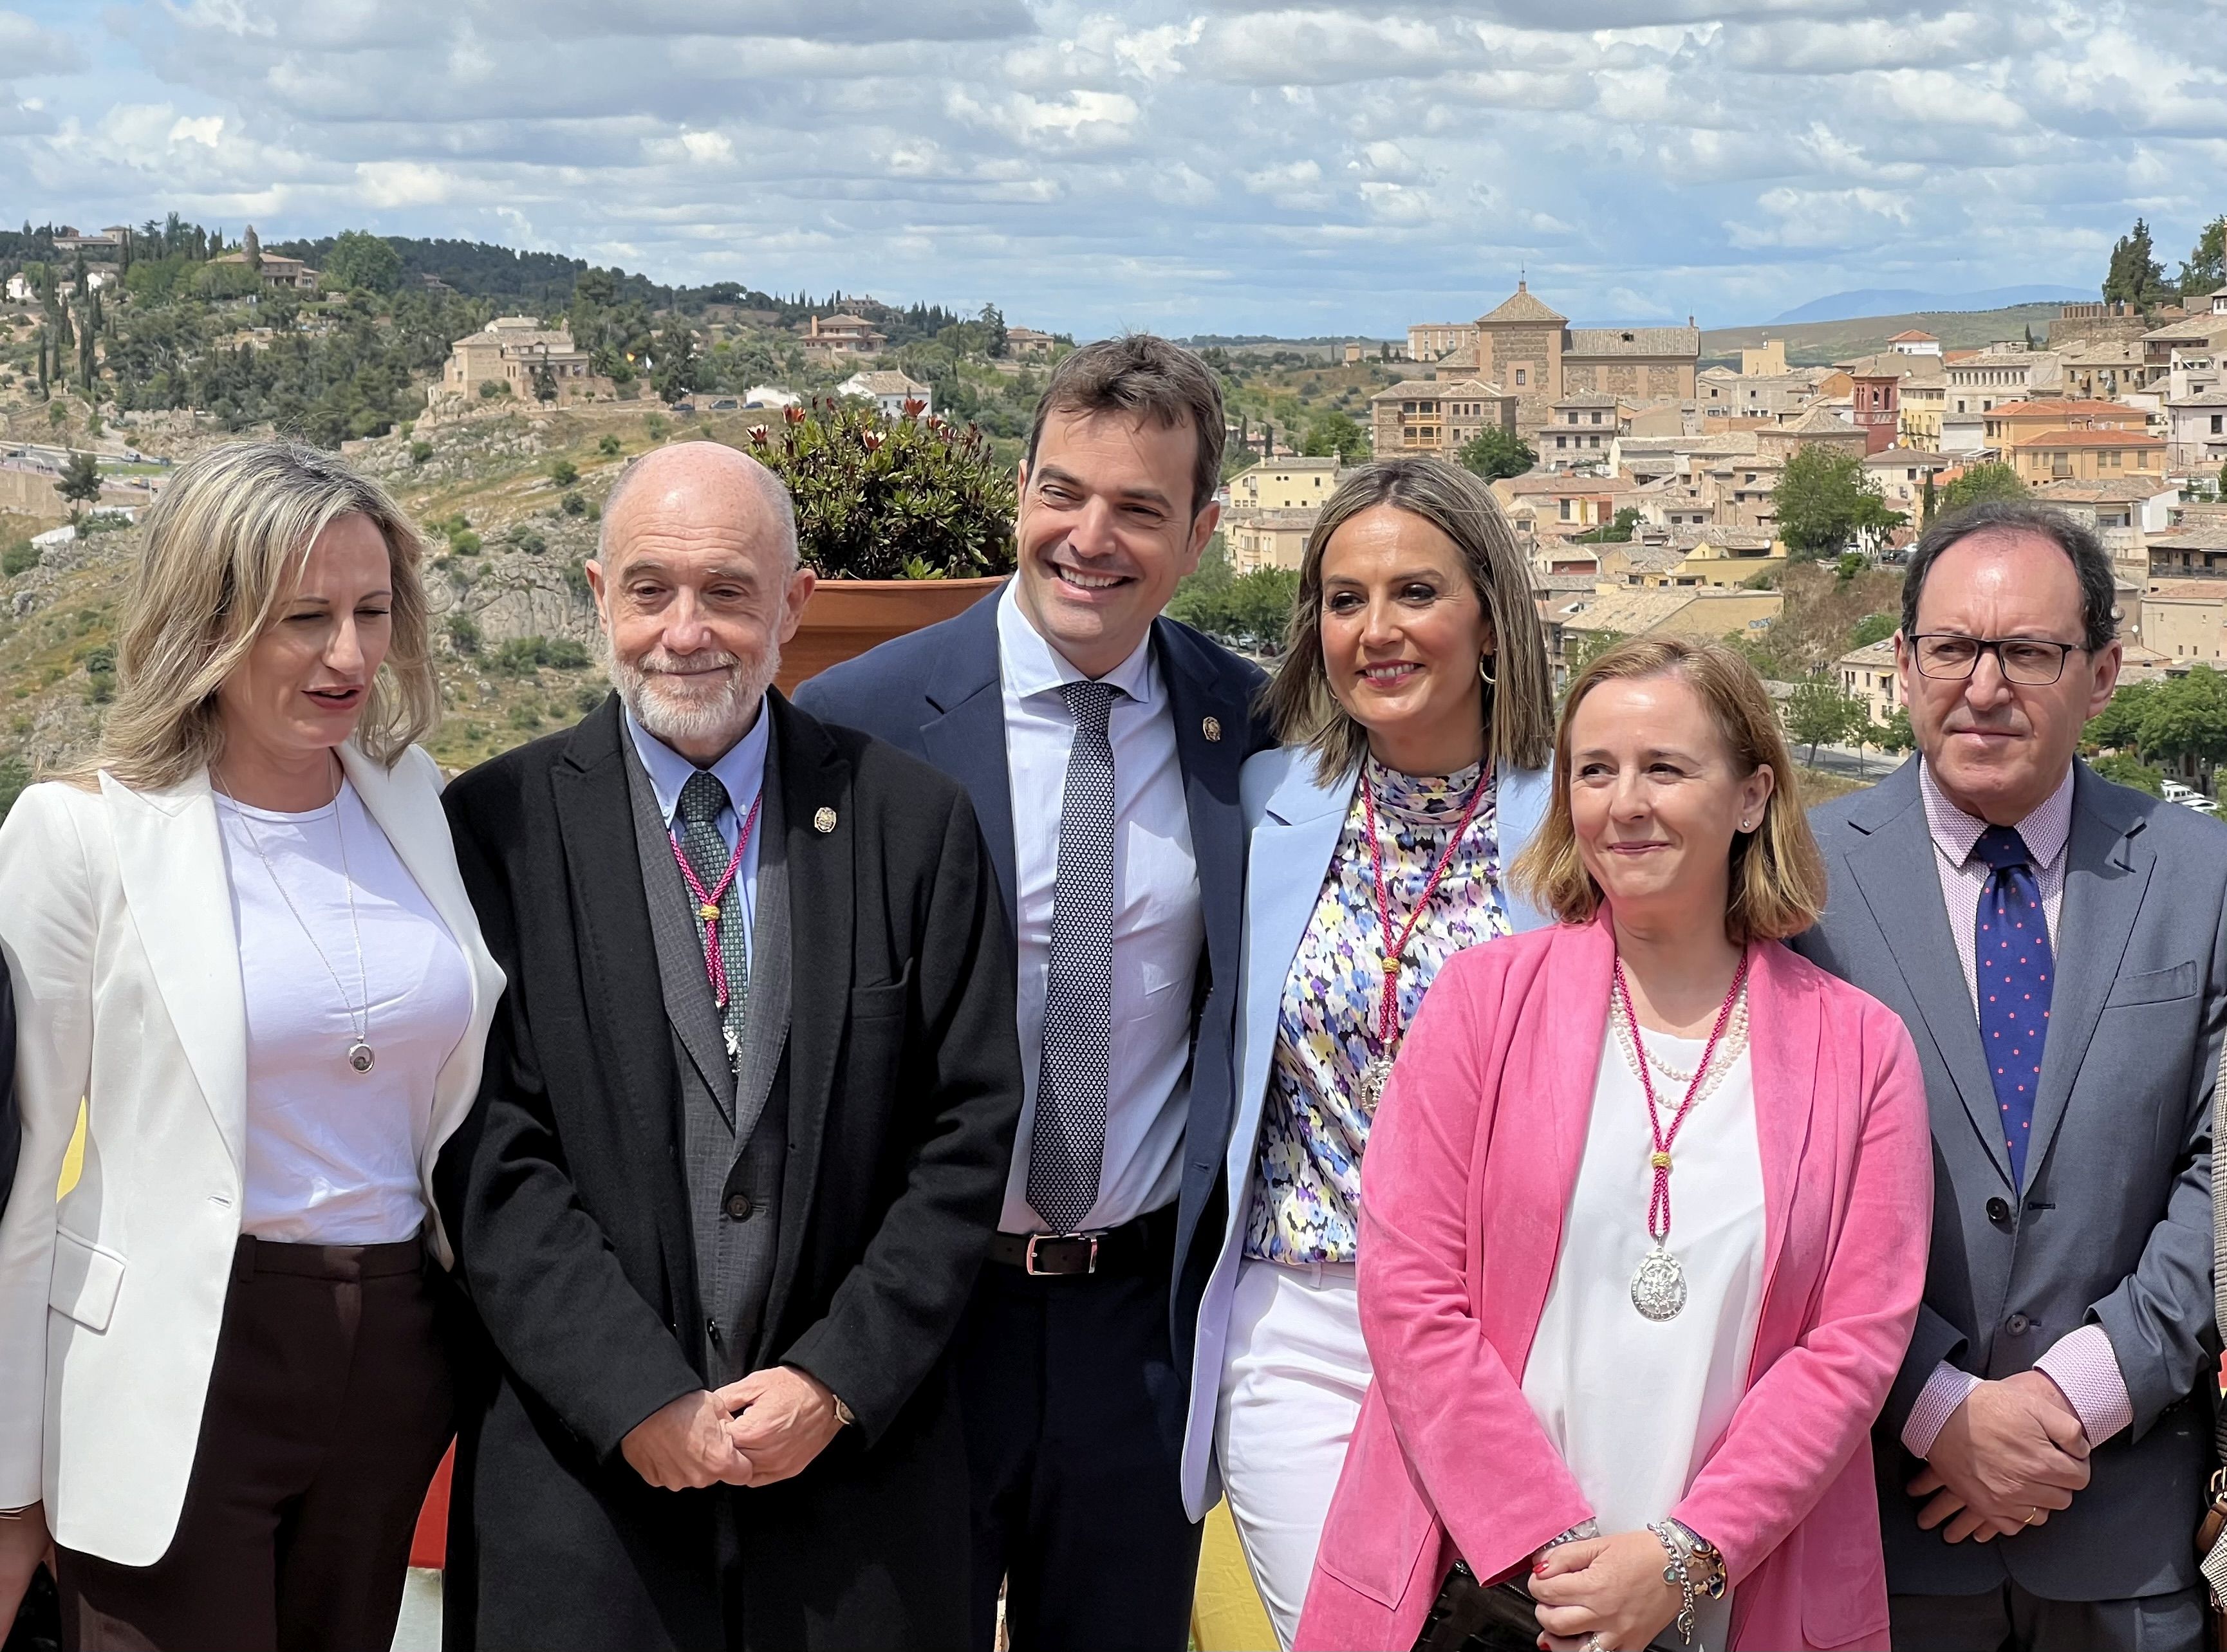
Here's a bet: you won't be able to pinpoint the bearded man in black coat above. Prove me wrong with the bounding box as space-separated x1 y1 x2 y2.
436 441 1023 1652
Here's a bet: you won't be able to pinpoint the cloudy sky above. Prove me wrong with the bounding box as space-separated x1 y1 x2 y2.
3 1 2221 336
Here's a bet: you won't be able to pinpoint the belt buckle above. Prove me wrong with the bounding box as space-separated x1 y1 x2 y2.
1024 1232 1099 1276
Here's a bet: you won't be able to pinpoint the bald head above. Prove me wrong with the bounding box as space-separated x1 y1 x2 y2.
588 440 817 764
598 440 799 575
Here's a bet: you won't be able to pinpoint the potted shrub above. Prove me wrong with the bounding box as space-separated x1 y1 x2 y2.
749 396 1016 689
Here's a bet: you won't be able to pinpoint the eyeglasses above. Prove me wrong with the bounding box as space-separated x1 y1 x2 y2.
1908 633 2089 686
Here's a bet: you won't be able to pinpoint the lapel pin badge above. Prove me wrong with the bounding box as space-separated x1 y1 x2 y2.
813 806 838 834
1202 716 1223 743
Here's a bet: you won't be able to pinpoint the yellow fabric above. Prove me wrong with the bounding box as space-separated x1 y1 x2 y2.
58 1099 85 1196
1191 1501 1277 1651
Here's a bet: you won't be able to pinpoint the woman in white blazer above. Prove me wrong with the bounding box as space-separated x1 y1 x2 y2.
1179 458 1561 1646
0 441 503 1652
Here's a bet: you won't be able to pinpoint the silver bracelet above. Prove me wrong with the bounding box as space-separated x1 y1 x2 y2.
1542 1517 1600 1551
1646 1519 1726 1645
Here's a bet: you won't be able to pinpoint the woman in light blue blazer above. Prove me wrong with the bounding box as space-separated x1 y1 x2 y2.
1181 457 1560 1646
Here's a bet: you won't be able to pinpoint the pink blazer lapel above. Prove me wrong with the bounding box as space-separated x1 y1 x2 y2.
1543 916 1617 1200
1490 918 1617 1359
1746 940 1822 1319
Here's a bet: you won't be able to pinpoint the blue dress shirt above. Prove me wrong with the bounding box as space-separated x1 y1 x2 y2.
624 702 772 973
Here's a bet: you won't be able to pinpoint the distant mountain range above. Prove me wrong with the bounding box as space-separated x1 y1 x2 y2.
1767 286 2095 325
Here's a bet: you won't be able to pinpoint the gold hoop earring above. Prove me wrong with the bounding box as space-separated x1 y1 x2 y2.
1478 655 1496 687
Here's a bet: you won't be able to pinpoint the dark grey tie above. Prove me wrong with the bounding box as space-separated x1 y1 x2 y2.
1029 679 1121 1233
678 769 748 1073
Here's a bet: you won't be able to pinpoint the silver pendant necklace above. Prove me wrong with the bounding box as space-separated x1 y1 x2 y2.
1611 953 1749 1322
216 761 377 1074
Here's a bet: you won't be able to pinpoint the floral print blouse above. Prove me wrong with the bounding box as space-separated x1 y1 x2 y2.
1243 757 1511 1268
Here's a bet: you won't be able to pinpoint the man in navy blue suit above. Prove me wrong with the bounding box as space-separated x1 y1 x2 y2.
796 335 1274 1650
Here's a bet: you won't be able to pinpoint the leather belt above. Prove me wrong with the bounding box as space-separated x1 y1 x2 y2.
987 1205 1176 1278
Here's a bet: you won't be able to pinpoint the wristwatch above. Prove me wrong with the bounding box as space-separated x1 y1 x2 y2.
832 1393 856 1427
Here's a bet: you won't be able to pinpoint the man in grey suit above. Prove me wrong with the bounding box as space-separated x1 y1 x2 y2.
1794 499 2227 1650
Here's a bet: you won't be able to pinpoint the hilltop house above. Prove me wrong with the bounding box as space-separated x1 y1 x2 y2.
804 313 887 357
430 317 600 407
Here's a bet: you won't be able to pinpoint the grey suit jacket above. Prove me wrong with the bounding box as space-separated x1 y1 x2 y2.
1793 757 2227 1601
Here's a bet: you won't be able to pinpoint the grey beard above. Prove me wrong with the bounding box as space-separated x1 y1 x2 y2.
606 643 779 754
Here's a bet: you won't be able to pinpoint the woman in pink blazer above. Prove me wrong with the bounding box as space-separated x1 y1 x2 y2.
1296 637 1932 1652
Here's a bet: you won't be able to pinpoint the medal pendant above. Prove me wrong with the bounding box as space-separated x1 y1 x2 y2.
1356 1055 1395 1113
1630 1244 1687 1321
348 1041 377 1075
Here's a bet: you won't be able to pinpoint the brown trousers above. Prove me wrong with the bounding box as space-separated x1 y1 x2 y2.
57 1234 454 1652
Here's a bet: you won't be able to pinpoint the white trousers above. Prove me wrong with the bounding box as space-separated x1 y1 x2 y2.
1214 1257 1372 1651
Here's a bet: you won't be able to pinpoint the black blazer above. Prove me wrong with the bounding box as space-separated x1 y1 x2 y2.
793 588 1274 1376
434 692 1023 1652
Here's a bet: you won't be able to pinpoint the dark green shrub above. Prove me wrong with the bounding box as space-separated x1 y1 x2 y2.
747 399 1016 579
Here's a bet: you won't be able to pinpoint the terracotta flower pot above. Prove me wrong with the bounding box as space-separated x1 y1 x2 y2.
778 576 1005 693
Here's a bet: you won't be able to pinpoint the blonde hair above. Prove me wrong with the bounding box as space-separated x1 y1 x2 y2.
68 440 436 790
1262 457 1554 785
1512 636 1827 943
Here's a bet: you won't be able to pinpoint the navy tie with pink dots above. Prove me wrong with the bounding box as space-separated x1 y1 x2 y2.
1974 825 2052 1186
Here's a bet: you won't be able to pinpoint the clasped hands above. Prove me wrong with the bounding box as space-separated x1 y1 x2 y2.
1529 1530 1684 1652
1908 1370 2090 1543
619 1366 844 1492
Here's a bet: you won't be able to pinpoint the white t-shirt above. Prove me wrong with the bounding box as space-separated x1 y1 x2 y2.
1521 1026 1766 1652
216 781 472 1244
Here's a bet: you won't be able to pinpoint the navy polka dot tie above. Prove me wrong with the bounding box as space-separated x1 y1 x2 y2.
1973 825 2051 1186
1028 680 1121 1234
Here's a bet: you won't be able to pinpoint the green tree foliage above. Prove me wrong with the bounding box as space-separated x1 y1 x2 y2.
57 450 103 515
1301 410 1369 463
2 541 39 577
1574 507 1641 544
1938 461 2027 514
548 458 579 487
490 635 594 675
1784 680 1865 765
1457 427 1535 482
2090 750 2165 797
1166 567 1298 654
100 283 492 445
2103 218 2169 307
1849 613 1897 649
2181 215 2226 301
322 230 404 295
443 613 481 654
1876 706 1915 756
597 434 622 457
1563 629 1626 683
651 317 701 404
532 360 559 403
1919 471 1937 524
2083 669 2227 771
1773 445 1901 560
747 399 1017 579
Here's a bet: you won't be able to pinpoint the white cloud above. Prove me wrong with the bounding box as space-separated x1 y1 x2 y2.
1 0 2216 335
0 10 86 73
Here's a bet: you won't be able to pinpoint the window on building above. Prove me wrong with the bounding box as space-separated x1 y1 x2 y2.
1516 369 1527 385
1560 499 1572 520
1556 436 1568 449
